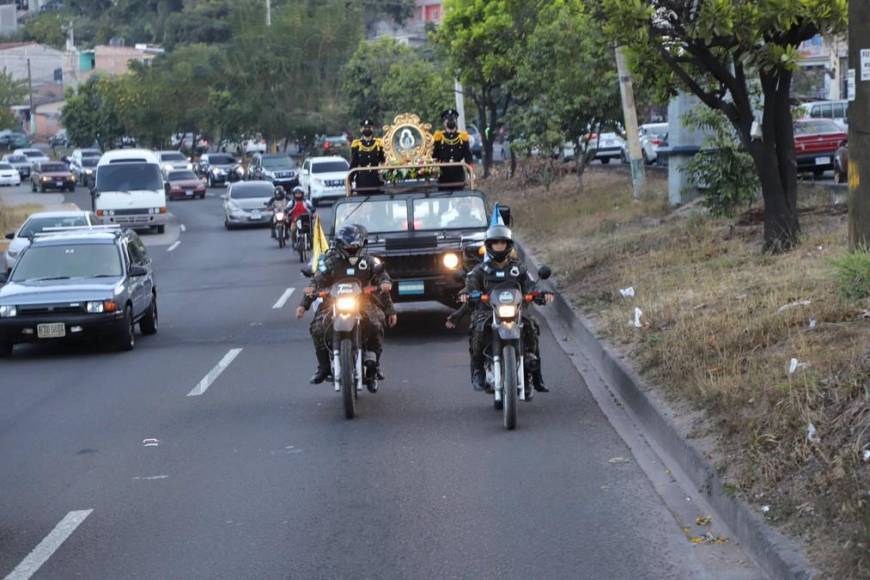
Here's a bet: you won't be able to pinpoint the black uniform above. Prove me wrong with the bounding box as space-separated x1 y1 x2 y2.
300 247 395 371
350 137 386 193
433 129 473 190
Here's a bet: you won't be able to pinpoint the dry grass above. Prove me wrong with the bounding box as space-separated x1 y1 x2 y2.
482 167 870 579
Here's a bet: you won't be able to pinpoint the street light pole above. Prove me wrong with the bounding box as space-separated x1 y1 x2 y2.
848 0 870 249
266 0 271 26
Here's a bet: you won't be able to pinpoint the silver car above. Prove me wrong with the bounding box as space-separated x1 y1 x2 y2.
4 211 98 272
223 181 275 229
639 123 668 165
157 150 193 175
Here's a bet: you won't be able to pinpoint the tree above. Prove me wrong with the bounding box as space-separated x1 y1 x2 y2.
23 12 67 49
0 71 27 131
61 76 126 149
341 38 416 127
592 0 847 252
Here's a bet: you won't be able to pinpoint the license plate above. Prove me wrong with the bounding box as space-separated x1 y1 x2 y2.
55 181 64 186
398 281 425 296
815 157 831 165
37 323 66 339
250 212 262 220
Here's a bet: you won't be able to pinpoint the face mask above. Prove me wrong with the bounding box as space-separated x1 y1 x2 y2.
446 120 457 130
362 129 373 137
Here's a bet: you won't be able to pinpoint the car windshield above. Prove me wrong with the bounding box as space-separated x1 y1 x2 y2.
22 151 44 158
795 120 842 135
96 163 162 191
81 150 101 158
312 160 349 173
6 155 26 163
40 163 67 172
209 155 236 164
230 184 273 199
0 163 12 170
11 244 122 281
19 215 88 238
413 196 488 230
262 156 296 169
644 125 668 138
334 200 409 233
82 158 98 167
161 152 187 161
169 170 198 181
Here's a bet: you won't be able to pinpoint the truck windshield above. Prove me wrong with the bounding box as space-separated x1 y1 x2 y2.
312 160 349 173
334 200 409 233
11 244 123 282
96 164 162 191
413 196 487 230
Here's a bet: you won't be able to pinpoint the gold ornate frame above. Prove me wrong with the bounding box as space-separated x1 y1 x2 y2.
381 113 435 164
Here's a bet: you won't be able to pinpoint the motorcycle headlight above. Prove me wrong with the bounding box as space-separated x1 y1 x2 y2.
0 305 17 318
442 252 460 270
235 166 245 175
275 212 285 221
336 296 357 313
497 305 517 319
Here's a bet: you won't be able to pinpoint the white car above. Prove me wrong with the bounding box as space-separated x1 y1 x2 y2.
0 162 21 186
590 132 627 164
157 150 193 175
3 210 98 272
299 156 350 205
639 123 668 164
13 148 50 167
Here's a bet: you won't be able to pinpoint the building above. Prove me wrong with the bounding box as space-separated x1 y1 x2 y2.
795 34 848 101
0 4 18 37
0 42 64 85
369 0 443 47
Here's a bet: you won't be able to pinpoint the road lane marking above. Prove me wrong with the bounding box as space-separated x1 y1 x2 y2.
167 241 181 252
272 288 296 309
187 348 243 397
180 224 187 232
4 509 93 580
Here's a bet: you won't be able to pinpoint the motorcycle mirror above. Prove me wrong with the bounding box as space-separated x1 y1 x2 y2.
537 265 552 280
300 265 314 278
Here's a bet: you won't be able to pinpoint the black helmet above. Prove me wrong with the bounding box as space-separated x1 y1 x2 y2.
335 223 368 257
291 186 304 198
273 188 285 200
484 224 513 261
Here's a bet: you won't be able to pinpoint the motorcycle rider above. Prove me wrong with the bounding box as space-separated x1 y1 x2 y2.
286 186 315 245
266 187 289 239
450 224 554 392
296 224 398 385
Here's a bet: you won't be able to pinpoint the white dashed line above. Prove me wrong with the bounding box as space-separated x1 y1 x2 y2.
187 348 243 397
272 288 296 309
167 241 181 252
4 509 93 580
180 224 187 232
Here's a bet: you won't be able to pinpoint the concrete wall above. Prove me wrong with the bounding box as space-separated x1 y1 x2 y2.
93 46 156 76
0 5 18 37
0 43 64 85
34 100 63 139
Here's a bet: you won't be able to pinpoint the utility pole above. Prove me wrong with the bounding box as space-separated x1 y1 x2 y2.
454 79 467 132
614 46 646 199
26 58 34 136
265 0 271 26
848 0 870 249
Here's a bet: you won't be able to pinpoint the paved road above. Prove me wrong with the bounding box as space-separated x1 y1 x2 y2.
0 189 761 579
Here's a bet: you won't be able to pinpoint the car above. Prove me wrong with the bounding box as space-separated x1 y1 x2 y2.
71 156 99 187
0 132 30 151
0 226 158 356
49 129 69 148
798 100 848 129
639 123 668 164
93 149 168 234
196 153 244 187
834 142 848 184
249 153 299 189
31 161 76 192
3 210 98 273
793 119 847 177
14 148 50 166
0 162 21 186
157 150 193 175
2 154 32 179
223 181 275 229
331 189 490 305
589 132 627 164
244 138 267 154
170 133 209 153
165 169 207 200
466 125 483 160
298 155 349 205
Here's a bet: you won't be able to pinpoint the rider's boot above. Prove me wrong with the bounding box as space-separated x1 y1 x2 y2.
363 351 379 393
309 350 332 384
471 366 486 392
526 353 549 392
375 352 385 381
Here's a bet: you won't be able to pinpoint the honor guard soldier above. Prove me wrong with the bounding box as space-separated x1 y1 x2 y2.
350 119 386 193
433 108 473 190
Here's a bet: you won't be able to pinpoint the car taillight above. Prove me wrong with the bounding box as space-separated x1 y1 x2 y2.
159 207 168 214
96 210 104 216
651 138 663 146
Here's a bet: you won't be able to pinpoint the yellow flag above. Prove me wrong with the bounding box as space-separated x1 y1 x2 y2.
310 215 330 270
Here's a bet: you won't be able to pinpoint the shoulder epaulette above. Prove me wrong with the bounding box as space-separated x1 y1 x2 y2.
433 130 444 141
375 138 383 146
351 139 361 148
459 131 470 142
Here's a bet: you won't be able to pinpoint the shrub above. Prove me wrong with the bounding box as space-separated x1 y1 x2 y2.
832 249 870 300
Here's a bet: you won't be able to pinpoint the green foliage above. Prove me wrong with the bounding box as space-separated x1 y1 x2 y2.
831 250 870 301
61 76 125 149
682 108 759 217
23 12 68 49
0 70 27 130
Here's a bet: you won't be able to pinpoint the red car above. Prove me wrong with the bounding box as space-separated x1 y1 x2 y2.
793 119 847 178
165 169 207 200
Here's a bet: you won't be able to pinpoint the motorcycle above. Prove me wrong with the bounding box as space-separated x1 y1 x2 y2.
273 209 289 248
320 274 383 419
294 213 312 263
469 265 552 430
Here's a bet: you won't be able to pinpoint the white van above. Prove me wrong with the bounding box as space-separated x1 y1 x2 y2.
92 149 169 233
799 100 848 129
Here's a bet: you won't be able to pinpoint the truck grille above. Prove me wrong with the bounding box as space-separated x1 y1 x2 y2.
380 253 441 278
19 303 85 315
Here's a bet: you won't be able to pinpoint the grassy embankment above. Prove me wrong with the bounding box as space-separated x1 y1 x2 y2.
481 167 869 578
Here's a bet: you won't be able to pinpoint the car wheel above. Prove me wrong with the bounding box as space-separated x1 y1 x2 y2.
156 225 165 234
642 150 651 165
116 306 135 351
601 157 610 165
225 219 233 230
140 294 158 335
30 181 36 192
0 341 12 358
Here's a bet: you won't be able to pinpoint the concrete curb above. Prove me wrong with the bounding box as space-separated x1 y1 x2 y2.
518 242 813 580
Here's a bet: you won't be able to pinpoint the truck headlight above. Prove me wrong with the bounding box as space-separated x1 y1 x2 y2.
442 252 459 270
87 300 117 313
497 305 517 319
0 305 17 318
186 163 194 170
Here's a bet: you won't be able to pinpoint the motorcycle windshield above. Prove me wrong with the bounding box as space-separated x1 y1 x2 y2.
488 282 523 306
330 278 363 299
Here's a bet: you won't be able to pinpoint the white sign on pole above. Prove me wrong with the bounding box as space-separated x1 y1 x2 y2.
848 69 856 101
861 49 870 81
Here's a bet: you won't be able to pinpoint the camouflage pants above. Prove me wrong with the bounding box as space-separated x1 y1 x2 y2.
310 303 386 360
469 311 541 371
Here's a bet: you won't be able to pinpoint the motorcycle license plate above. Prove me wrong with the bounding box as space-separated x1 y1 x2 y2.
37 323 66 339
815 157 830 165
398 280 425 296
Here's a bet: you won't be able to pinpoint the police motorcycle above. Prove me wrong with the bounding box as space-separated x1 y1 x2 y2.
468 265 552 430
294 213 312 263
273 208 289 248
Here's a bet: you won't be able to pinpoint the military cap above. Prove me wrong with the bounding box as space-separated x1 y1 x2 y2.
441 108 459 120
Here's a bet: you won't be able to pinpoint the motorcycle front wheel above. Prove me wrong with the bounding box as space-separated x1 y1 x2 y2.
298 234 308 263
502 345 518 430
277 224 286 248
340 338 356 419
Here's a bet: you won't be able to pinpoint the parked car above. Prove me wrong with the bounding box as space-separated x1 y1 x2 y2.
0 162 21 186
49 129 69 148
93 149 168 233
223 181 275 229
165 169 207 200
249 153 299 189
31 161 76 192
0 132 30 151
639 123 668 164
316 135 350 156
71 156 99 187
196 153 244 187
2 154 32 179
793 119 847 178
798 100 848 129
0 226 158 356
298 156 350 206
590 132 627 164
834 142 849 184
14 148 50 166
3 210 97 273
